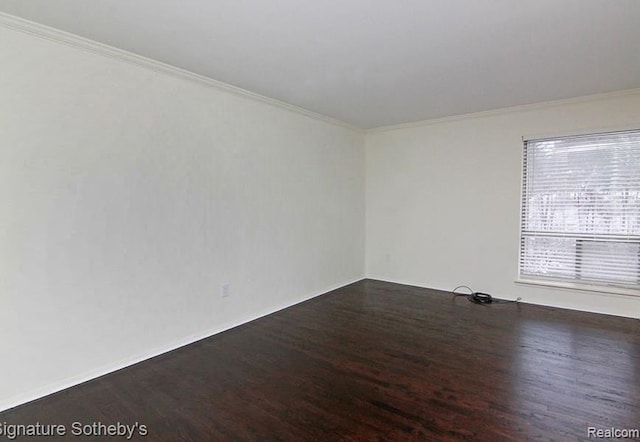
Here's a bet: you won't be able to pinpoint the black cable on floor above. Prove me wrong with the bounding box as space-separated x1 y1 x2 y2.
452 285 521 305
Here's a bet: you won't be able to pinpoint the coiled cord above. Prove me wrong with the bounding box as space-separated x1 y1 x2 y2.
452 285 521 305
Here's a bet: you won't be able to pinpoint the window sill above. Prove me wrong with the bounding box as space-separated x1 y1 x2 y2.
515 278 640 298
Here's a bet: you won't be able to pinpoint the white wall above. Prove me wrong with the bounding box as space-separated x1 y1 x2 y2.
0 26 365 411
2 14 639 415
366 91 640 319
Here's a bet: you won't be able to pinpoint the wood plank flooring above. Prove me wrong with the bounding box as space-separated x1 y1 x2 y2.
1 279 639 441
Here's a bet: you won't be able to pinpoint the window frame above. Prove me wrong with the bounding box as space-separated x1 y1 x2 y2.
516 128 640 297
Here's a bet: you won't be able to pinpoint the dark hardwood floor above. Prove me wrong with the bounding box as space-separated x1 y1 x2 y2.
2 279 639 441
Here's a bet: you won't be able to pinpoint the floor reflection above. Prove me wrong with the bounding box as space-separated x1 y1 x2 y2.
510 318 639 439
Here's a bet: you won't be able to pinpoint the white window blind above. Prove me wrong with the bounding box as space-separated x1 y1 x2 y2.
520 130 640 290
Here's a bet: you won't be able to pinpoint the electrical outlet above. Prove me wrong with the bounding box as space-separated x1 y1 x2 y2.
221 283 230 298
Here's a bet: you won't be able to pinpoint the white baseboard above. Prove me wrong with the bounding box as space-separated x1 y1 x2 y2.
366 276 639 319
0 277 364 413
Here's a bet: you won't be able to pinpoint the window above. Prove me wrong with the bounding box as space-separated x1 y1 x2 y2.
519 129 640 291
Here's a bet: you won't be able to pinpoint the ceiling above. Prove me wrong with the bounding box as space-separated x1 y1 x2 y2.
1 0 639 129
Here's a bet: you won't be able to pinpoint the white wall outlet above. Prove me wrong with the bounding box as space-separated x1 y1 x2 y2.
220 283 230 298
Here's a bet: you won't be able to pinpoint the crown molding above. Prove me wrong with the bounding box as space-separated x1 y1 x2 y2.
3 11 638 135
368 88 640 133
0 12 362 132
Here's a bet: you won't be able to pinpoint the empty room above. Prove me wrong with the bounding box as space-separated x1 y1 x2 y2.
1 1 639 441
